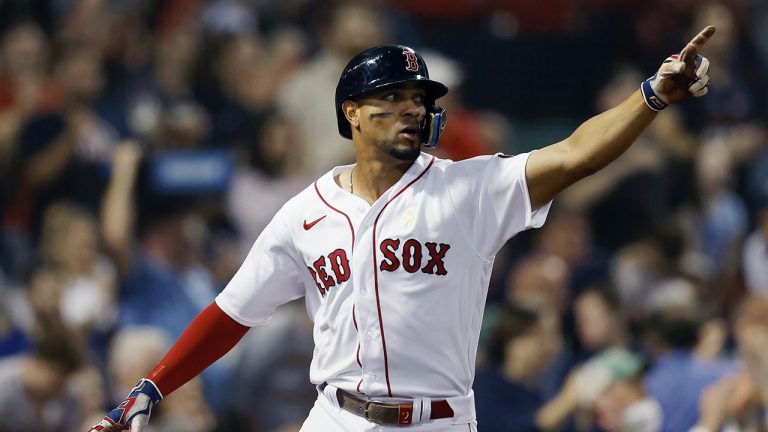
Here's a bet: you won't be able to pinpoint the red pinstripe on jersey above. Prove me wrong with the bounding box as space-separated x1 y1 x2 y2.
371 156 435 396
354 303 363 392
353 305 362 367
313 181 356 251
315 179 364 390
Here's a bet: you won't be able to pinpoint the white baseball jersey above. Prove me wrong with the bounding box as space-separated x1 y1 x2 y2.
216 151 551 399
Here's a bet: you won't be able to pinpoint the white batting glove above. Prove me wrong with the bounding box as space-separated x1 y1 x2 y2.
88 378 162 432
641 26 716 111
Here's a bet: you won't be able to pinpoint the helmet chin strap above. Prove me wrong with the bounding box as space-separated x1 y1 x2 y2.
421 106 447 149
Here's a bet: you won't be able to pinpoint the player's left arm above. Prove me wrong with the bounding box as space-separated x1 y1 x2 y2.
526 25 716 209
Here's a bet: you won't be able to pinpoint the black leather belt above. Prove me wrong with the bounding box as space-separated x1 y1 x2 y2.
333 387 455 425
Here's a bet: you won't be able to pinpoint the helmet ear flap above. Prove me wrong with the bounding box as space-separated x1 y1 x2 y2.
421 105 446 149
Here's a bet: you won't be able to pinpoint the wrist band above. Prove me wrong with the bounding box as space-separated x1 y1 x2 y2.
641 78 668 111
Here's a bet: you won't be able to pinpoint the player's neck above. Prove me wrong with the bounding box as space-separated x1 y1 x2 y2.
351 150 414 204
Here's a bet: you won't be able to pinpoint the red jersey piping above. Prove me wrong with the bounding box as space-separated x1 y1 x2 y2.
314 180 363 387
313 181 356 251
371 156 435 396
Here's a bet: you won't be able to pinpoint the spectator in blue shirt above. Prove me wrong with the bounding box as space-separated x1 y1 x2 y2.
644 313 736 432
474 304 561 431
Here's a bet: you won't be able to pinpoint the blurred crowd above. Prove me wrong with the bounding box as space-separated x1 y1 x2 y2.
0 0 766 431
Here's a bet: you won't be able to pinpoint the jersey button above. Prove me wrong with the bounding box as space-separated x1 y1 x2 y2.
358 206 366 213
360 288 367 295
366 330 375 340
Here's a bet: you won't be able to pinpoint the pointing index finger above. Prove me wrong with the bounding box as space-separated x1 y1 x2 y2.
680 25 717 64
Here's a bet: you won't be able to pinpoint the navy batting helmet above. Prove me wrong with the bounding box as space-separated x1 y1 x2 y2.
335 45 449 148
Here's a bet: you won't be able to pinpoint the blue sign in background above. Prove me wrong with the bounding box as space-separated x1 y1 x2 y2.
150 150 233 195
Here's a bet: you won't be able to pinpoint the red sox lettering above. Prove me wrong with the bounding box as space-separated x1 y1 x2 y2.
308 248 351 295
307 239 451 296
379 239 451 275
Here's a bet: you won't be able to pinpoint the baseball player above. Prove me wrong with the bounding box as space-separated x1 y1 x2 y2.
91 26 716 432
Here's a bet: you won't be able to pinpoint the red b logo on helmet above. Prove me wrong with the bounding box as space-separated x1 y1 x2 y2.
403 51 419 72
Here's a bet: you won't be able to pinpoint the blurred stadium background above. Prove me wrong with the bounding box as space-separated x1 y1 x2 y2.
0 0 767 431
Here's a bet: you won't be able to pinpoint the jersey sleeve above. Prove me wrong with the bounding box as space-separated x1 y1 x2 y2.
444 152 552 259
215 207 306 326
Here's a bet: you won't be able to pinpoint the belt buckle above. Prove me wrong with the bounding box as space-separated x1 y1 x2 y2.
363 400 398 425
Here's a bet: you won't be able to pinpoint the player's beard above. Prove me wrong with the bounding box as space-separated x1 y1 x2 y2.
377 137 420 162
389 146 420 161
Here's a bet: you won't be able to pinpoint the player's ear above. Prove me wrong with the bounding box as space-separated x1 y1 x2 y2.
342 100 360 130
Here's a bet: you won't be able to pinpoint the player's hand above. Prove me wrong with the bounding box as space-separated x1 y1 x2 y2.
88 379 162 432
641 26 716 111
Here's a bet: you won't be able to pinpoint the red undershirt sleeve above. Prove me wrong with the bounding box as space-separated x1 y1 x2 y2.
147 301 250 397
